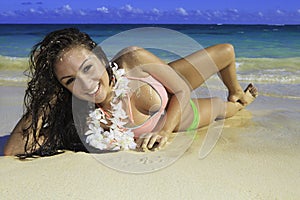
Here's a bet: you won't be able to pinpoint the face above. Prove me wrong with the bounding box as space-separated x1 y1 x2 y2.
55 46 111 104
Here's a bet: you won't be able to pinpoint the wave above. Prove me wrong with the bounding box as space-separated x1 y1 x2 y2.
0 55 28 71
1 55 300 85
236 57 300 84
237 73 300 84
0 71 27 86
236 57 300 72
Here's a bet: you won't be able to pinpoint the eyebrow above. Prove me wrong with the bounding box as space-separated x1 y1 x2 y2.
60 58 90 82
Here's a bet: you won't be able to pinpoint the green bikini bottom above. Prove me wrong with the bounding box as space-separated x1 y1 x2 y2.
187 100 200 131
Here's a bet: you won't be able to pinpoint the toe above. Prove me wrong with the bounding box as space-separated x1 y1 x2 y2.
244 83 254 93
228 95 239 102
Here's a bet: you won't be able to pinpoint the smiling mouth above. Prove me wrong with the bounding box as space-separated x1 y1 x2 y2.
87 82 101 96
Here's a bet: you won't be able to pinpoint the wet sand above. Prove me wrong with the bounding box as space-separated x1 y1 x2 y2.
0 86 25 136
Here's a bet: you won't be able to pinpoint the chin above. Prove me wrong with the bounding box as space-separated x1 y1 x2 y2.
74 95 96 103
76 92 106 104
94 94 106 104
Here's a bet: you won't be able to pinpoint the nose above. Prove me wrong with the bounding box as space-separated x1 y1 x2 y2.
77 74 93 92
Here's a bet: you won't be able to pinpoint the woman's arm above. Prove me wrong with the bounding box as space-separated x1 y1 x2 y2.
4 113 44 156
4 116 28 156
133 63 191 150
113 46 192 150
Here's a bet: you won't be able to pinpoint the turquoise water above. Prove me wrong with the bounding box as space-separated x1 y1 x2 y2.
1 24 300 58
0 24 299 98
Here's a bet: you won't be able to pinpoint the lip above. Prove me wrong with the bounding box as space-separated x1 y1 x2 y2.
87 82 101 96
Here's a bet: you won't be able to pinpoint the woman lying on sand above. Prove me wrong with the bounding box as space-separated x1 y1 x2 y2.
4 28 257 157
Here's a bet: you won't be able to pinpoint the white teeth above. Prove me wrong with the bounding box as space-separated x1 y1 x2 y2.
88 84 99 95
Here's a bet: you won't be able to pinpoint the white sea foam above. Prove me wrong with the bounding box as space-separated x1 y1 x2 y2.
237 74 300 84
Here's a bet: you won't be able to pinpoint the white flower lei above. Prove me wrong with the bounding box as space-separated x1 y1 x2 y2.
84 63 137 151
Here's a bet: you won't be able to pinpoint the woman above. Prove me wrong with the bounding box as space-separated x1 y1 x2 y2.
4 28 257 157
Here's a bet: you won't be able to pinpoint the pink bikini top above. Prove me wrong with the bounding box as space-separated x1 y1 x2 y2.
126 75 169 138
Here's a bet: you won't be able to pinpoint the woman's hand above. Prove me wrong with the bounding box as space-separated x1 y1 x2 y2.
136 131 170 151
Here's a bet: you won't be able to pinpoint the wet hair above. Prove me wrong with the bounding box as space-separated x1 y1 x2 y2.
20 28 113 158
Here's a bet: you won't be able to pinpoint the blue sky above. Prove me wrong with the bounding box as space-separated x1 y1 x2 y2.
1 0 300 24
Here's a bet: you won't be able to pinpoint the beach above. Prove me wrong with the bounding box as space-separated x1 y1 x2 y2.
0 86 25 136
1 85 300 199
1 24 300 199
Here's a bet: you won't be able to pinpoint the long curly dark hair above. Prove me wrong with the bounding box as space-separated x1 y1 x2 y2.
20 28 113 158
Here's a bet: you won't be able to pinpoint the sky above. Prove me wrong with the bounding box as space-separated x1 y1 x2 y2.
0 0 300 24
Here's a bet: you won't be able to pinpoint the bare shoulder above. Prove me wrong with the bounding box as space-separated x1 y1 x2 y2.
111 46 143 64
111 46 165 70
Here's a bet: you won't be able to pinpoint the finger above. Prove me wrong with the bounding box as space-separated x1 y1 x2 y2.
148 135 160 149
136 138 143 148
136 133 149 148
141 134 152 150
237 96 247 105
156 136 168 150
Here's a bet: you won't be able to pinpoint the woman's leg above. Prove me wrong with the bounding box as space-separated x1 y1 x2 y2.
168 44 247 104
195 84 258 128
113 45 249 104
194 98 239 128
114 45 237 89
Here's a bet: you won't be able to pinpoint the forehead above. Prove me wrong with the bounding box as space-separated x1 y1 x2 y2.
58 47 92 63
54 47 93 76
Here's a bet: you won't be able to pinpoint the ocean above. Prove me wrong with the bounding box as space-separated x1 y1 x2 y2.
0 24 299 99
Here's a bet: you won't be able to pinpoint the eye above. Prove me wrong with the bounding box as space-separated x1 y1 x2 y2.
66 77 75 85
83 65 92 73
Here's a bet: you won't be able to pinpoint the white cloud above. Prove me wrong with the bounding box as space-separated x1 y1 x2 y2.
0 11 17 17
152 8 160 14
195 10 202 16
230 9 238 13
122 4 143 14
54 4 72 14
297 9 300 14
205 11 212 17
79 10 86 16
258 12 263 17
123 4 133 12
276 9 283 14
54 9 60 14
97 6 109 13
176 8 188 16
212 10 221 17
63 4 72 12
28 8 44 14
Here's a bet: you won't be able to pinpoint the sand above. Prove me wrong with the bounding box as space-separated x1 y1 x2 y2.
1 86 300 199
0 86 25 136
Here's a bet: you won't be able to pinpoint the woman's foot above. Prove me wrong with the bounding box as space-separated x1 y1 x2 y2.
228 83 258 105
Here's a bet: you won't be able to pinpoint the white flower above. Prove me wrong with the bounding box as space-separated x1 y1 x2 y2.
86 132 107 149
89 109 103 120
113 77 129 98
84 65 136 151
111 64 125 80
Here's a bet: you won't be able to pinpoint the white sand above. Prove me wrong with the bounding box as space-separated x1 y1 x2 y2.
1 87 300 199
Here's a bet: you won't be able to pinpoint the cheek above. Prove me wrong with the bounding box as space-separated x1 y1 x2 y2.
93 59 107 76
96 66 106 77
94 67 109 83
68 85 82 99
